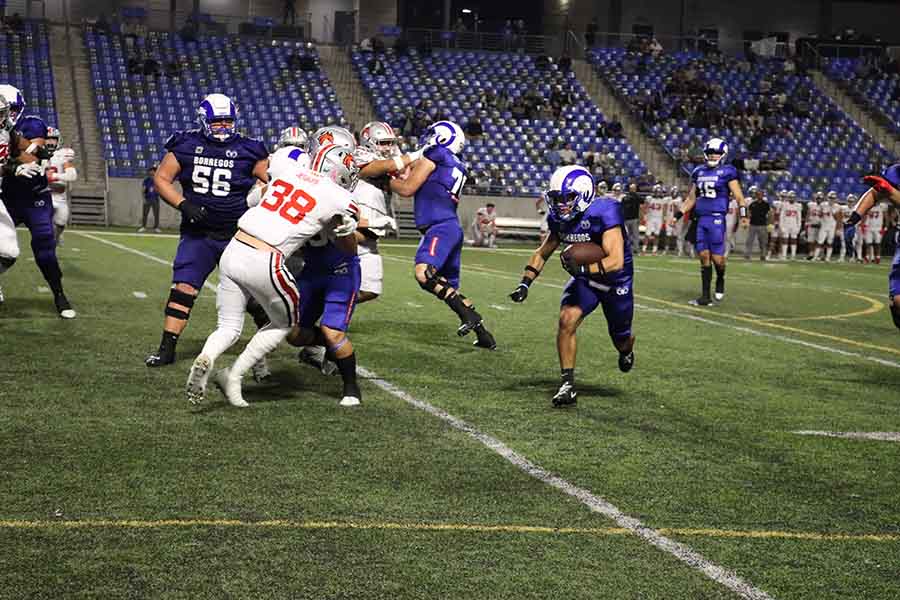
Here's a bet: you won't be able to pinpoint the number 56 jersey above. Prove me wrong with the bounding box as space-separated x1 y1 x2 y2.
237 168 359 257
166 129 267 235
690 163 738 216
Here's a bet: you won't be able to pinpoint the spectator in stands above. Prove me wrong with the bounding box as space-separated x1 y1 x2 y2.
622 183 643 250
394 37 409 57
535 55 552 70
165 58 181 78
523 89 543 119
478 87 496 109
179 16 198 43
511 96 527 119
648 37 663 58
127 53 143 75
582 144 600 169
140 168 161 233
283 0 296 26
476 170 491 194
94 13 109 32
454 17 467 34
299 53 318 72
783 57 796 75
559 52 572 72
545 142 562 168
464 116 484 139
584 18 598 48
607 114 624 138
558 143 577 166
367 55 385 75
143 55 161 78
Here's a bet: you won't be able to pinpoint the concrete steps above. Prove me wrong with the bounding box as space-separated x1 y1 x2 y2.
573 58 683 187
317 45 378 132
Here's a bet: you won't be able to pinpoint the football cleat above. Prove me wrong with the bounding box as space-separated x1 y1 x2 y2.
472 323 497 350
186 354 213 405
552 382 577 407
251 357 272 383
145 351 175 367
213 367 249 408
340 382 362 407
299 346 338 376
0 285 4 305
457 307 484 337
618 351 635 373
714 292 725 301
340 395 361 407
689 297 712 306
54 292 76 319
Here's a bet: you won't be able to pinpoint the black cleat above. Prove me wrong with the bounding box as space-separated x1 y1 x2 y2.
552 382 577 408
472 324 497 350
145 350 176 367
54 292 77 319
689 296 712 306
618 351 635 373
457 308 484 337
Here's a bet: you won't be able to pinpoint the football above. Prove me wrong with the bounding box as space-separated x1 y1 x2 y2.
561 242 608 266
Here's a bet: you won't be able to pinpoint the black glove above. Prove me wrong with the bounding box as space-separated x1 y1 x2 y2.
560 251 580 277
845 211 862 227
509 283 529 303
179 199 208 225
673 210 684 221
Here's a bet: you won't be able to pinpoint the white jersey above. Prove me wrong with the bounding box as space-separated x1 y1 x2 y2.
866 202 886 230
475 207 497 232
777 201 802 230
46 147 75 199
806 201 820 226
645 195 667 221
0 129 8 188
818 201 836 227
237 168 358 257
355 179 388 256
726 199 738 225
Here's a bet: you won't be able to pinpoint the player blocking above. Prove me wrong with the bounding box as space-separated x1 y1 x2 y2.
509 166 635 407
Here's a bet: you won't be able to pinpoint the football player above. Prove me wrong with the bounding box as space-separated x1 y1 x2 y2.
725 194 739 257
0 94 19 305
186 145 359 407
805 191 822 260
146 93 269 367
43 127 77 244
765 190 784 260
610 182 624 202
812 190 838 261
0 85 75 318
844 167 900 330
472 203 498 248
390 120 496 349
836 194 855 262
863 195 887 264
509 165 635 407
642 184 666 255
674 138 748 305
778 191 802 260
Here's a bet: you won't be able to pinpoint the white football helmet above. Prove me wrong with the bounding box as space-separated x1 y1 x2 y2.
596 180 609 195
827 190 838 201
276 127 309 152
845 193 857 206
309 126 356 157
703 137 728 167
360 121 398 158
545 165 594 222
612 182 624 193
422 120 466 156
787 190 797 201
652 183 664 197
669 185 679 196
311 143 359 191
197 93 238 142
0 84 25 130
268 145 311 179
45 126 61 153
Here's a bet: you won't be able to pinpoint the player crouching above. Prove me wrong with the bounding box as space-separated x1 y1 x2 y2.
509 166 635 407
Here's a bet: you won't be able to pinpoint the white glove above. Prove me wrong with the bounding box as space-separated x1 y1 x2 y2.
333 212 358 237
369 215 397 231
59 149 76 162
15 162 43 179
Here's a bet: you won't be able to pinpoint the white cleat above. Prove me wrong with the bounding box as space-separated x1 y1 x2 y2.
186 354 213 405
213 367 249 408
339 395 361 407
714 292 724 301
59 308 76 319
0 286 4 304
251 357 272 382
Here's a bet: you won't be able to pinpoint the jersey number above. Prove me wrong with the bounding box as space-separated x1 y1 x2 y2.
450 167 466 199
699 181 717 199
192 166 231 197
260 179 317 224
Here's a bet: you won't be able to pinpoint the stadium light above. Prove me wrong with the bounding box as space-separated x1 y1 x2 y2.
461 9 472 14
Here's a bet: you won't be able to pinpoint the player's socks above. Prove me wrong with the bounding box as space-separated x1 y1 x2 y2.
246 298 270 329
229 326 289 395
472 323 497 350
334 352 361 407
53 289 76 319
213 367 249 408
701 265 712 300
552 369 577 407
446 293 482 336
790 244 797 259
714 264 725 301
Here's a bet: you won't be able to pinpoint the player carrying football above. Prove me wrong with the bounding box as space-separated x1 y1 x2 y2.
844 166 900 331
145 94 269 367
674 138 748 305
509 165 635 407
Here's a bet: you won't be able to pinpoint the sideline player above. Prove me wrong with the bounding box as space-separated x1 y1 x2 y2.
390 120 496 349
146 93 268 366
186 145 360 407
805 191 822 260
642 184 666 255
44 127 77 244
844 167 900 330
508 165 635 407
472 203 498 248
778 191 802 260
674 138 748 305
864 196 887 264
0 84 75 317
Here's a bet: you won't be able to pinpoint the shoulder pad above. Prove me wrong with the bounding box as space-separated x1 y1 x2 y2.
242 137 268 161
164 130 192 151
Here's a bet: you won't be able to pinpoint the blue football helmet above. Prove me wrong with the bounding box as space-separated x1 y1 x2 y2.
883 163 900 190
197 93 238 142
0 84 25 130
703 137 728 167
423 120 466 156
545 165 595 222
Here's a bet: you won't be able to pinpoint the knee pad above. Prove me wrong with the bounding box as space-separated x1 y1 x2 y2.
0 255 15 274
418 265 453 300
164 287 196 320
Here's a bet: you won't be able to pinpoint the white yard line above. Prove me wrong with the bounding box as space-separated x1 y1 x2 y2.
793 431 900 443
73 231 775 600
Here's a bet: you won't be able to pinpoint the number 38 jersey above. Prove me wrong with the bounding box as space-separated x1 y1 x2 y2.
414 145 466 229
165 129 267 235
690 164 738 216
237 168 359 257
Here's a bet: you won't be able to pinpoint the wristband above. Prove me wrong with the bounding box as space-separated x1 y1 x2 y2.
847 212 862 227
673 210 684 221
739 206 747 218
525 265 540 276
519 277 531 288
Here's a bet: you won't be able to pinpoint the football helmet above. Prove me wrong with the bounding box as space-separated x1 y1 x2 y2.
597 180 609 195
268 145 311 179
197 93 238 142
311 143 359 192
814 190 824 201
748 185 759 195
276 127 309 152
787 190 797 200
845 193 857 206
422 120 466 156
827 190 838 201
0 85 25 129
45 126 61 153
545 165 594 222
309 126 356 156
360 121 398 158
652 183 664 197
0 95 10 133
669 185 679 196
703 137 728 167
612 182 624 193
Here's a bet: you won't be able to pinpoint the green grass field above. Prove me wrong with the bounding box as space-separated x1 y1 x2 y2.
1 227 899 599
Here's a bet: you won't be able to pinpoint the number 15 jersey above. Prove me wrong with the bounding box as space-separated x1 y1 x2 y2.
414 145 466 229
165 129 267 235
237 168 359 257
690 163 738 216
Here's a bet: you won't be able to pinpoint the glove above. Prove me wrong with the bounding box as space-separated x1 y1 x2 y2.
509 283 529 303
673 210 684 221
178 199 208 225
384 216 397 231
15 162 43 179
560 251 579 276
863 175 896 194
58 148 76 162
333 212 358 237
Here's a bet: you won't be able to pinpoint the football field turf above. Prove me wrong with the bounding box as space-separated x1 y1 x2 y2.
2 228 899 599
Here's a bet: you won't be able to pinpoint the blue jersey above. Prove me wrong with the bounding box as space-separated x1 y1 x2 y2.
302 233 360 274
691 164 738 216
165 129 267 235
414 146 466 229
2 115 50 197
549 197 633 285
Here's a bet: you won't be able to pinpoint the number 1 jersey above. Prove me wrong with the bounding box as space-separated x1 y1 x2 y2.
691 163 738 216
166 129 267 235
237 168 359 257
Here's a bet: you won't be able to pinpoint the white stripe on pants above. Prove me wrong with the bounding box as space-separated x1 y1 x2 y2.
0 199 20 266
